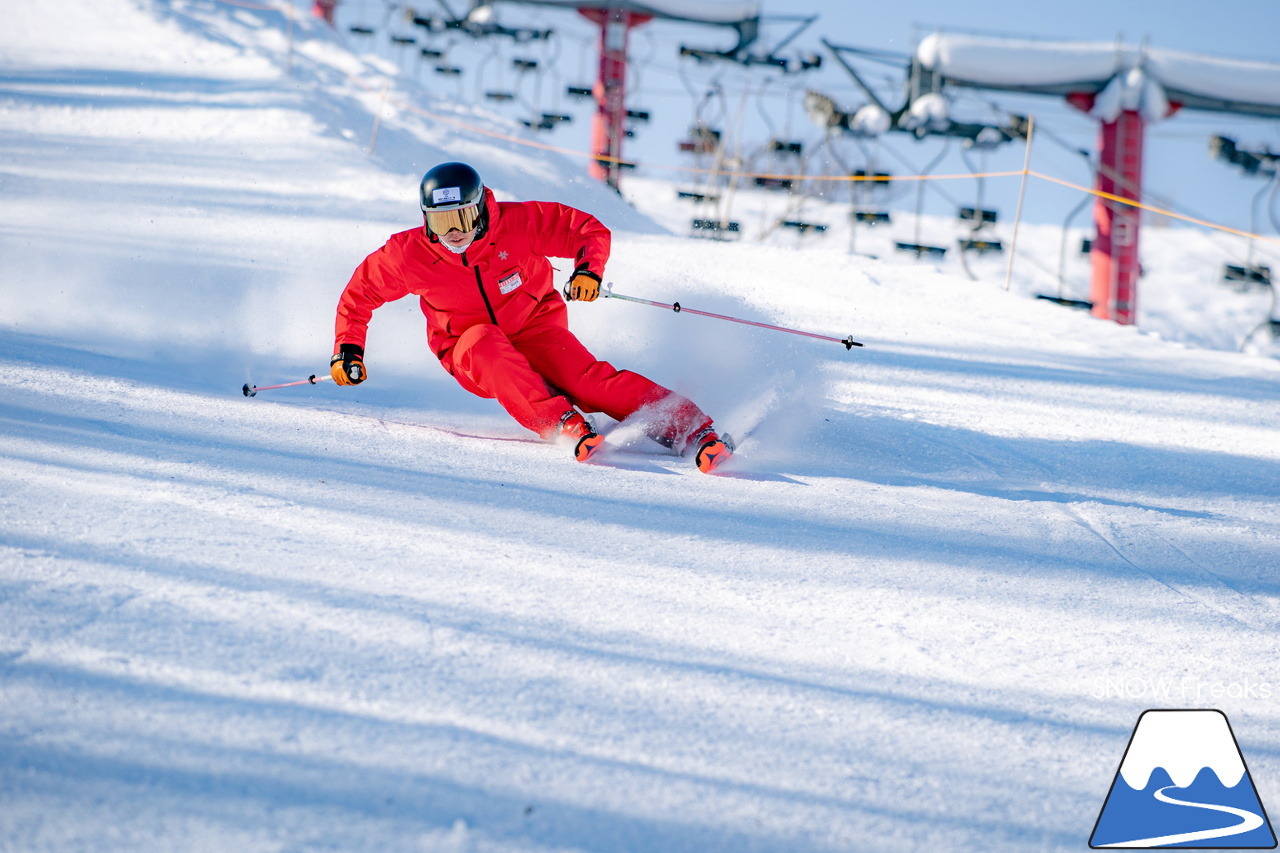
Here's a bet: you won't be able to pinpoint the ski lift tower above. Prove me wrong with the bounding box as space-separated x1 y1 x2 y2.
493 0 762 190
912 33 1280 325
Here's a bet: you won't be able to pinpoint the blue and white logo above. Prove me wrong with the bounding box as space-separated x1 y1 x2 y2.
1091 709 1276 848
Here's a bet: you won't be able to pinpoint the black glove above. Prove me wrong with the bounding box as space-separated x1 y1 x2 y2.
330 343 367 385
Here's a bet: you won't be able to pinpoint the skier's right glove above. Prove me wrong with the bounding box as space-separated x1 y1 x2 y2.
564 269 601 302
330 343 367 385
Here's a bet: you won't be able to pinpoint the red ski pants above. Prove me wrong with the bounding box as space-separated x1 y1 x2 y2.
446 318 711 445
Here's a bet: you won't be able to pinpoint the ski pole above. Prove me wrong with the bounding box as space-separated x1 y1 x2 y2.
242 373 332 397
602 283 863 350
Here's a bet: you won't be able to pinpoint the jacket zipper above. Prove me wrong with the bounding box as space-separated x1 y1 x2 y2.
465 252 498 325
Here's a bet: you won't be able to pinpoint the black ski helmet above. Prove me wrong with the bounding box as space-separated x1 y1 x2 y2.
419 161 487 241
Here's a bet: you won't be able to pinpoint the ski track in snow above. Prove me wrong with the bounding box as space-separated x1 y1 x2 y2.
3 1 1280 851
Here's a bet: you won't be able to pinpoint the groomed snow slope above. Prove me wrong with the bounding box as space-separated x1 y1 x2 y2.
2 2 1280 851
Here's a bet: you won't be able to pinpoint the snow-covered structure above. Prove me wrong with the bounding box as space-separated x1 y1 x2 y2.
916 34 1280 120
915 33 1280 326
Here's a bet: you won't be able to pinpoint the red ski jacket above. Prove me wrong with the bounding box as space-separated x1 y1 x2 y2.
334 188 610 370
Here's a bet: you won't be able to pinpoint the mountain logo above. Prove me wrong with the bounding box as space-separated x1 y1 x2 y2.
1090 709 1276 848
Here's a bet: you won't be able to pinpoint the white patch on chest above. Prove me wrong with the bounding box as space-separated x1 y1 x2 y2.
498 271 523 294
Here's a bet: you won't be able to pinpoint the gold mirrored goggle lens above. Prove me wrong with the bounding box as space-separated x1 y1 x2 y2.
425 204 480 235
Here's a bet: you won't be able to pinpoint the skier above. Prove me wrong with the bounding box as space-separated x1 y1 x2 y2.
330 161 732 473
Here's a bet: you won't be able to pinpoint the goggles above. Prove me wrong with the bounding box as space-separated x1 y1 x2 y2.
424 203 480 236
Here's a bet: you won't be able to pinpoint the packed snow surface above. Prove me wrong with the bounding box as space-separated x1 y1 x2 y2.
2 1 1280 852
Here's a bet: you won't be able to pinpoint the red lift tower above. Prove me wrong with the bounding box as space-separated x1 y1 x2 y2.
577 7 652 189
908 33 1280 325
1063 93 1176 325
1094 107 1144 326
497 0 765 190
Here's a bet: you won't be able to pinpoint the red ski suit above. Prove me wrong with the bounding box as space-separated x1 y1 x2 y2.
334 189 711 444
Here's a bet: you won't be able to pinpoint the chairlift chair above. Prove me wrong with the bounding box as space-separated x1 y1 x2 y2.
854 169 892 185
485 91 516 102
957 237 1004 254
847 169 892 227
955 146 1004 254
566 85 593 99
345 0 375 35
522 116 556 131
853 211 891 225
692 218 741 237
957 205 1001 252
1041 189 1092 306
770 140 803 156
1238 288 1280 354
421 48 444 59
895 242 947 258
1036 295 1094 311
541 113 572 127
626 109 651 122
390 35 416 45
781 220 828 234
1239 318 1280 355
1222 263 1273 290
435 65 462 76
512 58 539 72
677 190 720 204
754 177 793 192
958 207 997 226
893 137 953 257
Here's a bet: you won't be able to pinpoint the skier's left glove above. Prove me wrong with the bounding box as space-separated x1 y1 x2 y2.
564 268 601 302
330 343 367 385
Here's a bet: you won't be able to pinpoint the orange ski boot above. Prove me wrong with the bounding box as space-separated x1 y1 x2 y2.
558 410 604 462
691 426 733 474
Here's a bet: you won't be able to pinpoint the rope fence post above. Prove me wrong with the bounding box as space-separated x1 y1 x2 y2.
367 80 390 156
1004 115 1034 292
285 0 294 75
